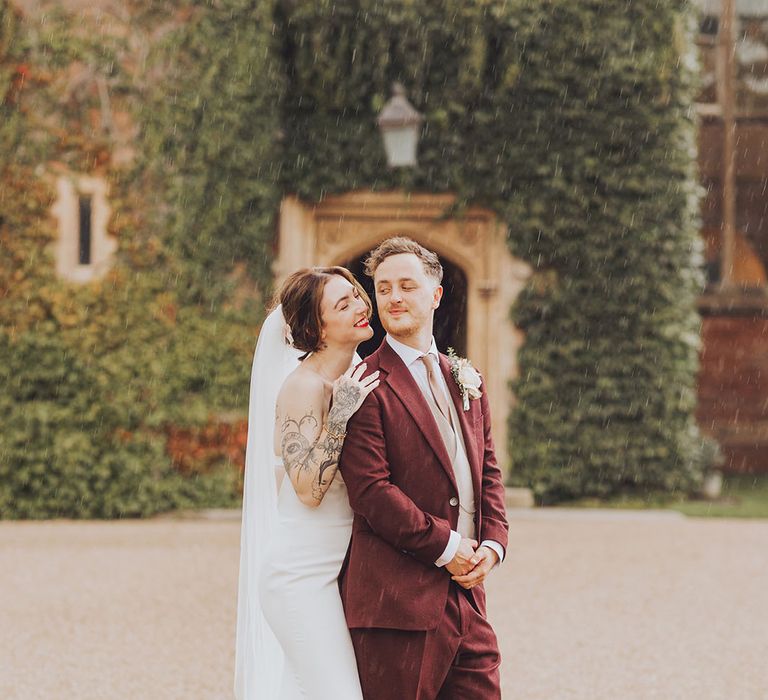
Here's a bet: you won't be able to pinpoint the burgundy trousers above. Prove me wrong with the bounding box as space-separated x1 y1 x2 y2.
349 584 501 700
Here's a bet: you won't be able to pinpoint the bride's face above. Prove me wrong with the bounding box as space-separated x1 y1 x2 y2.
319 275 373 347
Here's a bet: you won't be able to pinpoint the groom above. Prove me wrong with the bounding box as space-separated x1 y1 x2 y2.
339 237 509 699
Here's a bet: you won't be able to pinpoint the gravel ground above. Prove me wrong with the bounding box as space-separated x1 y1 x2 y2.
1 510 766 700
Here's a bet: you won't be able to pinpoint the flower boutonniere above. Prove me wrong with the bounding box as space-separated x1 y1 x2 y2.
446 347 482 411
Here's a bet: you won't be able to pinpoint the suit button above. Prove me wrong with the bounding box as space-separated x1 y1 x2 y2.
449 497 459 507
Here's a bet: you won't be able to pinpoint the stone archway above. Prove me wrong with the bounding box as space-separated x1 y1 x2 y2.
276 191 532 471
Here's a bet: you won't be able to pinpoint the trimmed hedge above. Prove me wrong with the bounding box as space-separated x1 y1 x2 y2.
504 1 707 500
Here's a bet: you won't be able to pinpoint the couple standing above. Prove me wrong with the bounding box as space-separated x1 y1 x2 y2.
235 237 509 699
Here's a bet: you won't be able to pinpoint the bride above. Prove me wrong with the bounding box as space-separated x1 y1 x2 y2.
234 266 379 700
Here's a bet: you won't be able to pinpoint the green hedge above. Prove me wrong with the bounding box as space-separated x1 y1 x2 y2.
504 1 707 500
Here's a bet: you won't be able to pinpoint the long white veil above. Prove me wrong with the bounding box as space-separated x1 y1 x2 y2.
234 304 301 700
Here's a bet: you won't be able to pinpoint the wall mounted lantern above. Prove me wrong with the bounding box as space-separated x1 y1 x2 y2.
376 82 424 168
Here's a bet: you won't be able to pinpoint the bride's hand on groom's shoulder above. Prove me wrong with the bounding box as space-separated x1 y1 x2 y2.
328 363 380 424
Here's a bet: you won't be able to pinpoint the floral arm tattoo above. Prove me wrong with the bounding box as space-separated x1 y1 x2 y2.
280 381 362 504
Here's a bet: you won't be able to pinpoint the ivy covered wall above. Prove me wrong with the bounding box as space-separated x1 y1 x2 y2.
1 0 707 516
276 0 708 501
0 1 256 517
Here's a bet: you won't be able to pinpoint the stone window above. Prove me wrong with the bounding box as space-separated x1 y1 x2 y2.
52 174 115 282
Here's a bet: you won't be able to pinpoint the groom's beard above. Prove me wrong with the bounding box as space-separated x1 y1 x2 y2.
379 307 431 341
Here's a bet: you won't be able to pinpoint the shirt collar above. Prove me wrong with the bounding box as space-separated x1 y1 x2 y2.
385 334 439 368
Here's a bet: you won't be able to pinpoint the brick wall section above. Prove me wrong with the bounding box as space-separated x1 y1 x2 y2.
698 314 768 473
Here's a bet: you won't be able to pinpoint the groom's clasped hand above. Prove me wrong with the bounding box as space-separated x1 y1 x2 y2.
448 540 500 589
445 539 499 589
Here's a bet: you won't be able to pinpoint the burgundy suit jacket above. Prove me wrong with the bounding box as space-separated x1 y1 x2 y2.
338 339 509 631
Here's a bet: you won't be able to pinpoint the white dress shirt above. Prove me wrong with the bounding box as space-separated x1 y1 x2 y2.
385 335 505 568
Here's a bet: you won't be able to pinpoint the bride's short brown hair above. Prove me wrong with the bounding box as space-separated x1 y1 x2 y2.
277 266 372 357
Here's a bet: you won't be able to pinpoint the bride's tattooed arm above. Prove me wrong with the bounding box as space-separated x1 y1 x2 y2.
277 366 377 506
279 409 346 505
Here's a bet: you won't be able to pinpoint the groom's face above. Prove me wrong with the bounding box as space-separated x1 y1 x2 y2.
373 253 442 340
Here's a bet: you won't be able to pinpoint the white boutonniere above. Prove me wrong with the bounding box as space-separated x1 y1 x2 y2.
446 347 482 411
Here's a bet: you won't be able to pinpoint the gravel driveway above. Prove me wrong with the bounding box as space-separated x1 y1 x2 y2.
1 509 766 699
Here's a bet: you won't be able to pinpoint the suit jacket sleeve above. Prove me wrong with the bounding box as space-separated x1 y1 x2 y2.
478 381 509 551
339 390 453 567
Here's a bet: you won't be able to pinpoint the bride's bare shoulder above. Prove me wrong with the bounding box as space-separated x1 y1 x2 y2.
276 365 325 408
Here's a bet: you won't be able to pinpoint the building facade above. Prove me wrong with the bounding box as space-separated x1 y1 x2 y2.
7 0 767 478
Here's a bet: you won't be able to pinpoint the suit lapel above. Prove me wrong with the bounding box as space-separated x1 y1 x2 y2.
378 342 458 491
439 353 482 497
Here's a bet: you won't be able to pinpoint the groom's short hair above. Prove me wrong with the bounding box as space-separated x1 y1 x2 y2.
364 237 443 284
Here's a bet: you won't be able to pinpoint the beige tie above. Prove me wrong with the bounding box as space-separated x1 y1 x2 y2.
420 355 452 422
419 354 457 456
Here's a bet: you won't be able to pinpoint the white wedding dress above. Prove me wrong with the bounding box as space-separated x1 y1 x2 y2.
234 305 363 700
258 462 363 699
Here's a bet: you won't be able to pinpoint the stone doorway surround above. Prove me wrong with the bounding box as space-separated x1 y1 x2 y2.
276 191 532 472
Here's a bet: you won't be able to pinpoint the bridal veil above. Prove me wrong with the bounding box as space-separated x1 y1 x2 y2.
234 305 301 700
